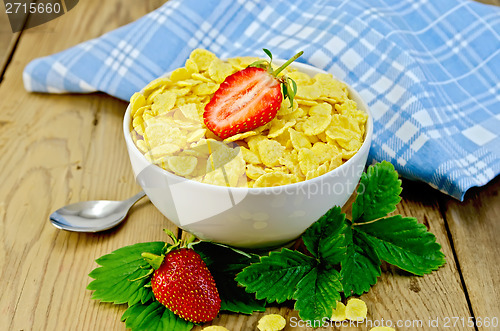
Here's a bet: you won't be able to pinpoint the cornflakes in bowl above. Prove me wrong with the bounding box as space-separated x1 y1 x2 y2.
123 49 372 248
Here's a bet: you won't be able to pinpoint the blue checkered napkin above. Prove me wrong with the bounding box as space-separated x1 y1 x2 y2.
23 0 500 200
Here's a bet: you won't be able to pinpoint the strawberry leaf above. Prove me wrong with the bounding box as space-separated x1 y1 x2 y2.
236 248 316 304
121 301 193 331
352 161 402 223
263 48 273 61
341 227 381 297
302 206 348 265
293 265 342 323
282 81 289 103
287 77 298 106
355 215 446 276
282 77 298 109
87 241 165 306
192 241 266 314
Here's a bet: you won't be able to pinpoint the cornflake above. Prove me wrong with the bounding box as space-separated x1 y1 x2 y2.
257 314 286 331
257 139 284 167
253 172 298 188
330 301 347 321
345 298 368 322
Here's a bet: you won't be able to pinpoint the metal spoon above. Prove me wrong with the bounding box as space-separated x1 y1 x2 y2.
49 191 146 232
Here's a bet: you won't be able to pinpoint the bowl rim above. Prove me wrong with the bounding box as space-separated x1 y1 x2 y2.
123 60 373 193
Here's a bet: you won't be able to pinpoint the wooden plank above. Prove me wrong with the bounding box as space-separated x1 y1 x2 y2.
443 2 500 329
0 5 19 76
443 176 500 330
0 1 167 330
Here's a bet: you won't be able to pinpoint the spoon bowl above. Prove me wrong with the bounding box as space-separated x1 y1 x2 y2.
49 191 146 232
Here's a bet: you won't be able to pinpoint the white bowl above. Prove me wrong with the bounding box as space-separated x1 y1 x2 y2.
123 61 373 249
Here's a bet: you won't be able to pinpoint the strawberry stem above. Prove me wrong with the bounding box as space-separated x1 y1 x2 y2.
142 252 165 270
185 234 196 246
163 229 180 245
272 51 304 76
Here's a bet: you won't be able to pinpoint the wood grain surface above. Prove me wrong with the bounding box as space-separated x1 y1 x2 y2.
444 177 500 330
0 1 498 330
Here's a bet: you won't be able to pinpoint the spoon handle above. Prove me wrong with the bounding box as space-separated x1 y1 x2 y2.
122 191 147 208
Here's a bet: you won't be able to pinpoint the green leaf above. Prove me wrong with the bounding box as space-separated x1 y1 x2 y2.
263 48 273 61
291 77 297 94
282 81 289 102
192 241 266 314
293 265 342 323
87 241 165 306
341 227 381 297
290 78 297 99
302 206 348 265
284 77 298 108
352 161 402 223
356 215 446 276
121 301 193 331
236 248 316 304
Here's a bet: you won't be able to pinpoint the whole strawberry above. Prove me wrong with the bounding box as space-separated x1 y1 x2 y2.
204 49 303 139
142 231 222 324
150 247 221 323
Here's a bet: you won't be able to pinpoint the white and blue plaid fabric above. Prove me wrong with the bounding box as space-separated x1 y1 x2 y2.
23 0 500 200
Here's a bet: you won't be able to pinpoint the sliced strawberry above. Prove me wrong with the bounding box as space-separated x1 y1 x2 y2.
204 49 303 139
204 67 282 139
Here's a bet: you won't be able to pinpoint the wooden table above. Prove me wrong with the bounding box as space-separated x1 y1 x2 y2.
0 1 498 330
